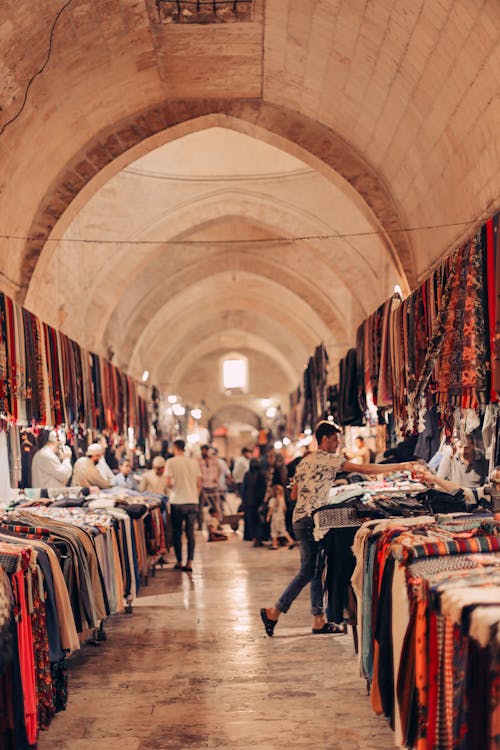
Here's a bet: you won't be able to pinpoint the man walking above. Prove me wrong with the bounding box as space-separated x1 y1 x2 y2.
166 439 202 572
198 444 222 526
260 420 415 636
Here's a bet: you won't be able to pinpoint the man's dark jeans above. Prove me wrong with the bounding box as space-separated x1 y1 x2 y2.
171 503 198 562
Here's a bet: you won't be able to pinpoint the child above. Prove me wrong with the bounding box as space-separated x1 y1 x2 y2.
207 507 228 542
266 484 296 550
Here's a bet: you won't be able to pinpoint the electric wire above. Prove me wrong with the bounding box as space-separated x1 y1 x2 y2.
0 0 77 138
0 218 490 247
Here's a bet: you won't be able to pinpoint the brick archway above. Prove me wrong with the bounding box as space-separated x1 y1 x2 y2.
20 99 414 303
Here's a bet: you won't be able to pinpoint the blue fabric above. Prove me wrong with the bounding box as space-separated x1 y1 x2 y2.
275 516 324 616
130 524 140 594
361 536 378 680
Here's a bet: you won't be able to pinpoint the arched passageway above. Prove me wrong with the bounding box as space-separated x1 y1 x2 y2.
1 4 500 750
23 122 406 402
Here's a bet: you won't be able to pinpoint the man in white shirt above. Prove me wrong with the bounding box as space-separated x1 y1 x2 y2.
31 431 72 489
94 435 115 484
166 439 202 572
71 443 111 490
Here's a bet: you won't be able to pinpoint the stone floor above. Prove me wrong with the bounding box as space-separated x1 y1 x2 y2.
38 530 395 750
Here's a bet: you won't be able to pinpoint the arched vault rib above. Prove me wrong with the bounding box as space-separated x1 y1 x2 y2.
210 406 261 431
150 313 309 391
127 282 327 382
107 185 389 319
121 186 387 287
129 298 326 382
156 329 298 393
21 103 414 302
106 246 351 366
27 183 401 351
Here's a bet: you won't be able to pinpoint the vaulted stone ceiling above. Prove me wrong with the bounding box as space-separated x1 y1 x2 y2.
1 0 499 424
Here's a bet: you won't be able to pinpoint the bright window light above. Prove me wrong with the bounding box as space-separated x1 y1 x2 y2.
141 370 149 382
190 408 202 420
172 404 185 416
167 394 178 404
266 406 276 418
223 358 247 390
298 435 313 447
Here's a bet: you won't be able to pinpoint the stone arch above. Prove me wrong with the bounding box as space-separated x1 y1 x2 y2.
128 275 329 380
210 405 262 431
103 239 353 366
150 311 309 392
95 187 383 335
163 329 298 393
21 101 414 303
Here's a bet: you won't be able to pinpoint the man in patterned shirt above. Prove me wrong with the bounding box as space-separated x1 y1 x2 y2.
260 420 415 636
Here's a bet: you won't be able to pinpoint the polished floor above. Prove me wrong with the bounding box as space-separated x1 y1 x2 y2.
38 529 395 750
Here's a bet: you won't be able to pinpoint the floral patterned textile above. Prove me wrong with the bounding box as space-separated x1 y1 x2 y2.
350 212 498 435
30 573 55 730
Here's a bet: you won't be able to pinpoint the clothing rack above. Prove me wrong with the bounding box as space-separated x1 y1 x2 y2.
351 514 500 749
0 493 168 749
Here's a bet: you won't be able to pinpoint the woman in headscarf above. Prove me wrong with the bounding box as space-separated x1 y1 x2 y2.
241 458 267 545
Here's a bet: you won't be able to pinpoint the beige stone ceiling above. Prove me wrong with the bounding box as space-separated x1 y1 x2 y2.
1 0 499 424
24 127 400 415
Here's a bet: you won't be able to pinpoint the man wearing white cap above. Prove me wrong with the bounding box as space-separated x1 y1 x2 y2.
138 455 168 495
71 443 112 489
31 431 73 489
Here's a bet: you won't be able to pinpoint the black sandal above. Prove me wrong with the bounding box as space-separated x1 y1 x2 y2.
312 622 344 634
173 562 183 570
260 608 277 637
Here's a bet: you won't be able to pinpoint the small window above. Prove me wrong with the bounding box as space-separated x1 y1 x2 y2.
221 355 248 393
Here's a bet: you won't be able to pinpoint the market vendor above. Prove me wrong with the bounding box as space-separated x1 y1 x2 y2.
414 464 500 508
